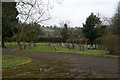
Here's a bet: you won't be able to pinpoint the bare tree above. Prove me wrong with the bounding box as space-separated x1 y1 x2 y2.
59 20 71 27
112 1 120 35
98 1 120 55
14 0 53 49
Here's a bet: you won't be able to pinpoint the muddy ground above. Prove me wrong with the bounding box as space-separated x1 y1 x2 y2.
2 48 119 78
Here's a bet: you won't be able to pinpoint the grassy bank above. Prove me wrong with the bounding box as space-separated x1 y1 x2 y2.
2 54 31 68
22 43 120 58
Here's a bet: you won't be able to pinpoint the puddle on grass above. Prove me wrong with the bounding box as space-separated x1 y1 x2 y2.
2 57 103 78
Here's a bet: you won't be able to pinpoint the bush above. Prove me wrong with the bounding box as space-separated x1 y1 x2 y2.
98 35 119 55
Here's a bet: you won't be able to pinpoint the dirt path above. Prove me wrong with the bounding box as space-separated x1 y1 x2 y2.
2 48 119 78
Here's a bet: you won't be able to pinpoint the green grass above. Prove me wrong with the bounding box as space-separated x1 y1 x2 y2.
22 43 120 58
42 28 55 32
2 54 31 68
5 42 28 48
22 43 56 52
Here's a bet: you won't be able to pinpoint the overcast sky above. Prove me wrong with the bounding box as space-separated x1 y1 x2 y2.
41 0 119 27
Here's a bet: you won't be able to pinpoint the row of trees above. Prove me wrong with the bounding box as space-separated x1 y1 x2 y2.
2 1 120 55
2 2 103 48
59 13 106 43
59 1 120 55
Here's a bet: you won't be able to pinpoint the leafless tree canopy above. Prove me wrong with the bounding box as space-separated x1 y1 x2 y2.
16 0 54 24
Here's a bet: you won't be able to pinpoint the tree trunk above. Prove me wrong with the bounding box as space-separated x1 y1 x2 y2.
2 38 5 48
2 40 5 48
17 41 22 50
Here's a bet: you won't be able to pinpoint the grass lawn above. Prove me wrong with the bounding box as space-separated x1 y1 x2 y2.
2 54 31 68
5 42 28 48
22 43 120 58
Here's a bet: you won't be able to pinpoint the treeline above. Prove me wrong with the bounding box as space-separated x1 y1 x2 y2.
37 38 65 43
2 1 120 55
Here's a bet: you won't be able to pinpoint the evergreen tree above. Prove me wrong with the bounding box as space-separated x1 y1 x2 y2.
2 2 18 47
83 13 101 44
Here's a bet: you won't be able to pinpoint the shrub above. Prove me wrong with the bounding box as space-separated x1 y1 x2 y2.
98 35 119 55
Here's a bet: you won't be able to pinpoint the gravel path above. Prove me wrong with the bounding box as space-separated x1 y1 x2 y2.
2 48 119 78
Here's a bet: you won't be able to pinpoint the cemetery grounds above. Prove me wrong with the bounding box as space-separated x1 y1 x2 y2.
2 42 119 78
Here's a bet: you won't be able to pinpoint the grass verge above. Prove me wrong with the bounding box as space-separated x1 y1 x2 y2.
2 54 31 68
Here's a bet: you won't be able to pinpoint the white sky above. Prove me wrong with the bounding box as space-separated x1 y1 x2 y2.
41 0 119 27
